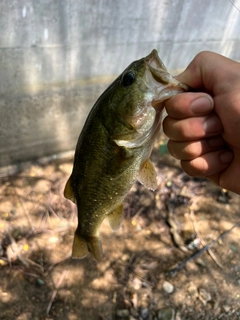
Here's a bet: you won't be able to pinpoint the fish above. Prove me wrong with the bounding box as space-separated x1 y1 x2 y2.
64 49 188 261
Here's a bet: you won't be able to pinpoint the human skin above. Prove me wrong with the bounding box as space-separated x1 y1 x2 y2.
163 51 240 195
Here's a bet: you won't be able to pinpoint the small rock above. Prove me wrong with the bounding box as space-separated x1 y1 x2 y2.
230 244 237 252
148 314 153 320
157 307 175 320
121 254 130 262
116 309 130 318
166 180 172 188
234 265 239 272
1 291 10 303
175 311 182 320
196 258 207 267
132 277 142 290
222 305 231 312
0 244 4 256
131 292 138 309
130 307 138 317
198 288 211 305
163 281 174 294
37 278 45 286
140 307 149 319
0 259 7 266
187 282 198 300
187 238 201 250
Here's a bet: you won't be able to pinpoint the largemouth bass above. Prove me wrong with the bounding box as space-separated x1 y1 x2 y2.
64 49 188 261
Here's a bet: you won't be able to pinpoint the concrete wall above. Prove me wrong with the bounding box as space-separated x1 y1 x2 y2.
1 0 240 169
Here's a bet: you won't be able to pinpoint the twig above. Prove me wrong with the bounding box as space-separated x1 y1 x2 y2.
19 269 40 278
48 205 60 219
14 189 34 231
46 270 67 315
166 201 188 253
44 252 71 277
189 209 223 269
168 220 240 275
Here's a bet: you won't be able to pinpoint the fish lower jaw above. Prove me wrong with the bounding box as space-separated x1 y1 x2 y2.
158 88 184 101
153 84 188 109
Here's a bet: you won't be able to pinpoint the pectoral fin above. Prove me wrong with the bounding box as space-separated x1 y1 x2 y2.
72 232 103 262
137 159 157 191
107 204 123 231
64 178 76 203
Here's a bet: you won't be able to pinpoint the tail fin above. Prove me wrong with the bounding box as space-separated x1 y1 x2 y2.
72 232 103 262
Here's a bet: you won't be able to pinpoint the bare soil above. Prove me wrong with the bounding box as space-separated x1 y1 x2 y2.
1 145 240 320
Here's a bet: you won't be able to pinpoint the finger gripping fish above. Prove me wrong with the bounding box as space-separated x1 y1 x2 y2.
64 49 188 261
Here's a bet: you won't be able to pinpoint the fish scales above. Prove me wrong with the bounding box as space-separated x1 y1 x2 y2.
64 49 188 261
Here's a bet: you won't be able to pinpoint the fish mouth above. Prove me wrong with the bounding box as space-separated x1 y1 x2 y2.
145 49 189 110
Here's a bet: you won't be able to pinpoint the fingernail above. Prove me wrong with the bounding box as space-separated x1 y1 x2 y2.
220 151 233 163
203 115 222 133
190 97 213 115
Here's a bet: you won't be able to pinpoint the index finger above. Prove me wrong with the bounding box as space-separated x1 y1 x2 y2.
175 51 240 94
165 92 214 119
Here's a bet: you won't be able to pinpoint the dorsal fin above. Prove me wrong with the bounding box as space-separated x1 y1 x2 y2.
64 178 76 203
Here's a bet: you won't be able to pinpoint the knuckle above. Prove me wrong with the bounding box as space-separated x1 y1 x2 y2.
194 51 212 64
177 123 189 139
180 160 196 176
162 117 173 137
181 158 208 177
168 140 198 161
167 140 180 159
183 142 200 159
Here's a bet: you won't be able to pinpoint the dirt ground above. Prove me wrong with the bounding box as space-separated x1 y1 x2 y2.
1 144 240 320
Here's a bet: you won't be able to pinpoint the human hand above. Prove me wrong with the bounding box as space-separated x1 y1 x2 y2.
163 51 240 194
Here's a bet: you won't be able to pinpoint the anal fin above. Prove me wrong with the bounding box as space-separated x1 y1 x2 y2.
107 204 123 231
72 232 103 262
137 159 157 191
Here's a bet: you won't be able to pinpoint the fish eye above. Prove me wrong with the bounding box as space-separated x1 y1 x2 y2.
121 71 135 87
